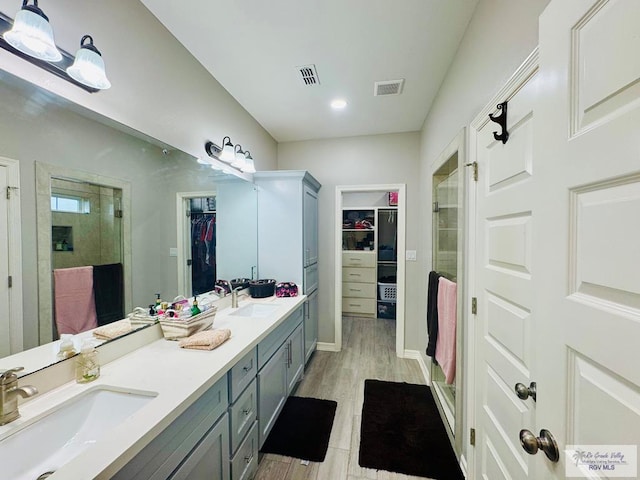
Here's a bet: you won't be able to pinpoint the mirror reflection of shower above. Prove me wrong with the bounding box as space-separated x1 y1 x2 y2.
51 178 124 337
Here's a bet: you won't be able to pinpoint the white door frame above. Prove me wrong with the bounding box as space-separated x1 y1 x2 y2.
0 157 23 354
467 48 539 477
176 190 217 296
334 184 407 357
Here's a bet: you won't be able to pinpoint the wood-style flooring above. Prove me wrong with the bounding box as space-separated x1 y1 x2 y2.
254 315 433 480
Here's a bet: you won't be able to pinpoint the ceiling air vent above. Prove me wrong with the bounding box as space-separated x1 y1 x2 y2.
296 64 320 86
374 79 405 96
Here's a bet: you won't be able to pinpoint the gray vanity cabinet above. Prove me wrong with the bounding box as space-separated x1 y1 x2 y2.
227 348 259 480
169 413 230 480
304 290 319 362
257 305 305 447
112 376 229 480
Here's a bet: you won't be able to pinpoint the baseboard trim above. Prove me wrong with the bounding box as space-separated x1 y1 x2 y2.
317 342 339 352
403 349 431 385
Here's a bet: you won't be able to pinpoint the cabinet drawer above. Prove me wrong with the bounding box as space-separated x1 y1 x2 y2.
231 421 258 480
303 262 318 294
342 267 376 283
229 348 257 403
342 282 376 299
229 379 257 454
342 251 376 268
342 297 376 314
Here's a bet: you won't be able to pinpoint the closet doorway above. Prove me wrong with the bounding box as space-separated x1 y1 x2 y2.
334 184 406 356
177 192 217 297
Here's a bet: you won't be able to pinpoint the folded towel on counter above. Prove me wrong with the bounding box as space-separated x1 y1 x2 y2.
93 318 133 340
178 329 231 351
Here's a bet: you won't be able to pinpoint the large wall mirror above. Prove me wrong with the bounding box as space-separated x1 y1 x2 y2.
0 70 259 375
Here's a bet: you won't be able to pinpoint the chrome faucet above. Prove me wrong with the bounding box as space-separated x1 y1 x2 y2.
213 285 227 298
231 287 243 308
0 367 38 425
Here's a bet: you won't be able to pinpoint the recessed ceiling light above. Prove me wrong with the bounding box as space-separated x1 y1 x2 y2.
331 99 347 110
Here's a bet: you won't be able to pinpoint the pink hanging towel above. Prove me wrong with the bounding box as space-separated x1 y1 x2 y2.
435 277 457 384
54 266 98 335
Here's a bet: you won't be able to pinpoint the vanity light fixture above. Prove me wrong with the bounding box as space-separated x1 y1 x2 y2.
0 1 109 92
3 0 61 62
66 35 110 90
204 140 257 176
231 144 246 169
219 136 235 163
241 151 256 173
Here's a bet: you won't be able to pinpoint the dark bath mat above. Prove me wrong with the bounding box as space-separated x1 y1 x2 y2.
260 396 337 462
359 379 464 479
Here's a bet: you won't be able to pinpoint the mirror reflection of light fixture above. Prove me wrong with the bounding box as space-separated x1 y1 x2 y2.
232 144 246 169
3 0 61 62
219 136 235 163
241 151 256 173
204 140 257 176
66 35 110 90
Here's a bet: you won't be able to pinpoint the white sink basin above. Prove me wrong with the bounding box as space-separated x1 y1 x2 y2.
229 303 279 318
0 385 157 480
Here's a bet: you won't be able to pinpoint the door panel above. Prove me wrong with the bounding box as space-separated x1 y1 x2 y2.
475 71 539 480
536 1 640 477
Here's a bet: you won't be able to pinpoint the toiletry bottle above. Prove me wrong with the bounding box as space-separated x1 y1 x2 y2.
191 296 201 316
57 334 77 360
76 339 100 383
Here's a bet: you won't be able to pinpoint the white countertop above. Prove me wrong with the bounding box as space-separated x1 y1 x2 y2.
1 295 306 480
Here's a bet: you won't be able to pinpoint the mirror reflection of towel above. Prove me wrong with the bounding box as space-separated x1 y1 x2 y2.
54 266 98 335
435 277 457 384
426 271 442 359
93 263 124 326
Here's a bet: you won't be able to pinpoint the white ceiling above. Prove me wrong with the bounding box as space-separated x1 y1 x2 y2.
141 0 478 143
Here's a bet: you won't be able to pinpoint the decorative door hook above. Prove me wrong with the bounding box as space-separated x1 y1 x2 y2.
488 101 509 144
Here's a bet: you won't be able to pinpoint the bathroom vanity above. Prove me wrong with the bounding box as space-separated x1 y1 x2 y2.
0 295 306 480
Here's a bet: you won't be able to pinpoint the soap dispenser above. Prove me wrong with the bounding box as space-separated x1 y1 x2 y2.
76 339 100 383
57 334 77 360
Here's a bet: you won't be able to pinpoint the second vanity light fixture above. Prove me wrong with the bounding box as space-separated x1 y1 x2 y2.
204 138 256 174
0 0 111 92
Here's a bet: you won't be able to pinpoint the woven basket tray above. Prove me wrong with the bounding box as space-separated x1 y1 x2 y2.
158 306 217 340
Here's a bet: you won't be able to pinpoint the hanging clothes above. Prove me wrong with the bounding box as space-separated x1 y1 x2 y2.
191 212 216 295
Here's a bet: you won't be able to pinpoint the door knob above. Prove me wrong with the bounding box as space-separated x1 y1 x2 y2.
515 381 537 401
519 429 559 462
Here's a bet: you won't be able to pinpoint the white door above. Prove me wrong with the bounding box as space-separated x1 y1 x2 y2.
534 1 640 478
0 158 22 357
473 67 541 479
0 164 10 357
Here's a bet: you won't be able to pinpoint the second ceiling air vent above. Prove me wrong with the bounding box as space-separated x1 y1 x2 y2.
374 79 405 96
296 64 320 86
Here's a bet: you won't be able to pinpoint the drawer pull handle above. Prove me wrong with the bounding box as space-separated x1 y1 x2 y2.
244 453 254 464
349 303 362 307
349 258 361 261
242 360 253 373
349 273 361 277
349 288 362 292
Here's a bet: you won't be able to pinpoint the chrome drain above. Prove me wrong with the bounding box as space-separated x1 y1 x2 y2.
37 472 55 480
